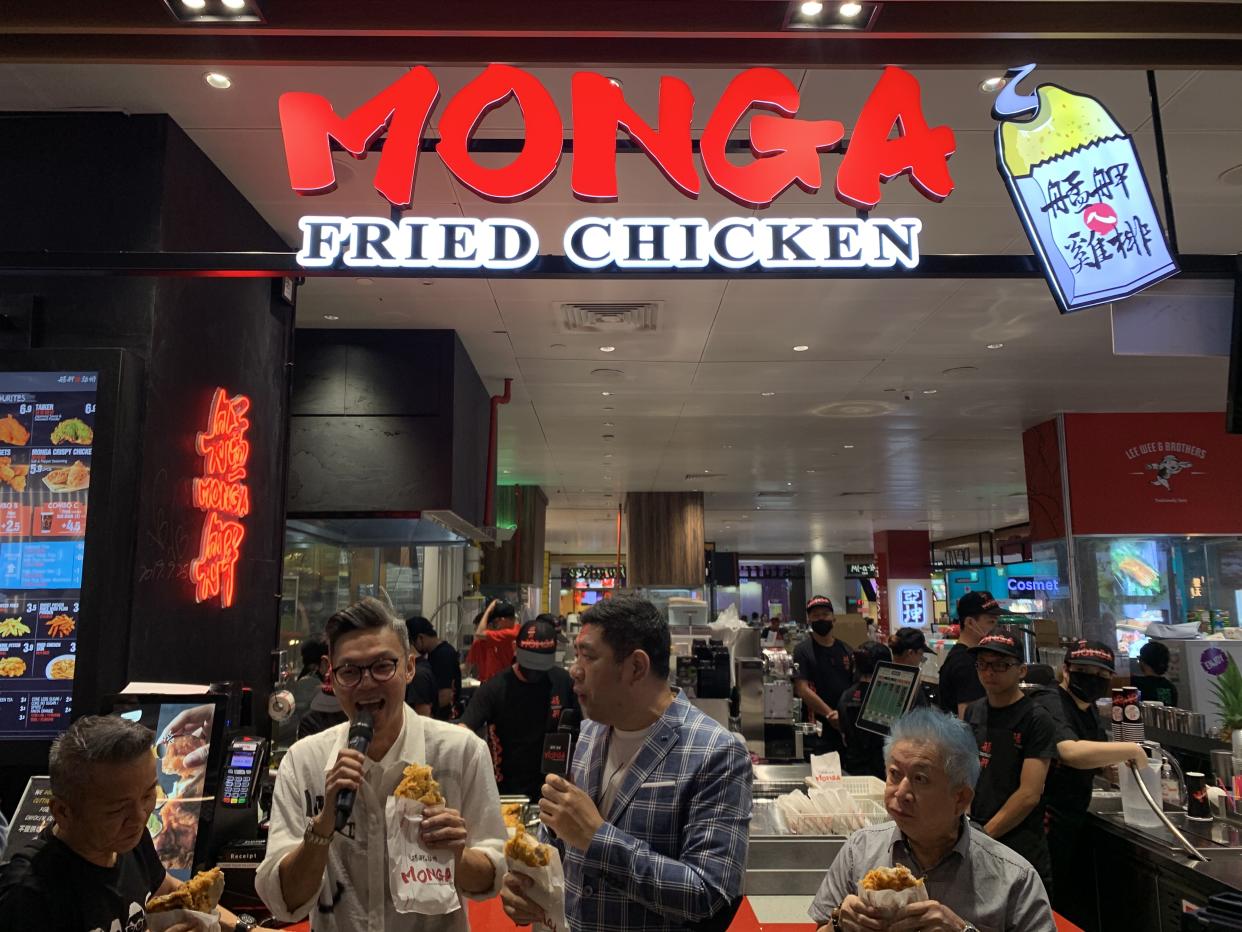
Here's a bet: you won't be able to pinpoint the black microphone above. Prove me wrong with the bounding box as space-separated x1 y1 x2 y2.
334 708 374 831
542 708 581 776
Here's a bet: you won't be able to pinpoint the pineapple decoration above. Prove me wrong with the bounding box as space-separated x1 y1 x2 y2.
1210 657 1242 741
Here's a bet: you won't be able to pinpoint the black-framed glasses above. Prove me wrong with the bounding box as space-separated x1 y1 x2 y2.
976 659 1018 673
332 657 400 687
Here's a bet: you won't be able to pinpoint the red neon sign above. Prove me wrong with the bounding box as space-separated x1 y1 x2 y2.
279 65 955 211
190 387 251 609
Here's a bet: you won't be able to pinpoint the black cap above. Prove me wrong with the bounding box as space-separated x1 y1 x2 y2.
492 600 517 619
515 619 558 671
406 616 436 638
806 595 835 613
1067 639 1116 672
890 627 933 656
968 626 1025 663
957 590 1003 621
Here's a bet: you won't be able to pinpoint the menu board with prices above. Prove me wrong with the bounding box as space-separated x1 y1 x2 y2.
0 371 96 740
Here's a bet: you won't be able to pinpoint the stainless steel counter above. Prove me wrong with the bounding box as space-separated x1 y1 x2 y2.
745 835 842 895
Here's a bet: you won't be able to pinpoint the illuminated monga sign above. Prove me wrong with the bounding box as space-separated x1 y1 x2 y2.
190 387 251 609
281 64 955 272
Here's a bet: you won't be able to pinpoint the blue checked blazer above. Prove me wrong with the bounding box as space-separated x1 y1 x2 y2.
545 690 753 931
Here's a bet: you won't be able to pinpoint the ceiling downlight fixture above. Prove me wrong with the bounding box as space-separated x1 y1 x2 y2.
203 72 232 90
165 0 265 22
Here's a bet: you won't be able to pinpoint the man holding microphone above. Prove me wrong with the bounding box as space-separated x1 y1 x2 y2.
256 598 507 931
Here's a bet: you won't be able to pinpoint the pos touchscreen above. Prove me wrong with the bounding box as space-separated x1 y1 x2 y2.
101 693 226 880
855 661 923 738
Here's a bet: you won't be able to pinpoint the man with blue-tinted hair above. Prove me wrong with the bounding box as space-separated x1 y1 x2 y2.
810 708 1054 932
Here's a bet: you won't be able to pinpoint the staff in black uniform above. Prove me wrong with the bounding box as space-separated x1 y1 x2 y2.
793 596 853 755
963 627 1058 894
836 641 892 778
1032 640 1147 921
938 591 1003 717
1133 640 1179 706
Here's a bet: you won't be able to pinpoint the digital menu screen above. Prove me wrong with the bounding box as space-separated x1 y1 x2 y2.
0 371 97 740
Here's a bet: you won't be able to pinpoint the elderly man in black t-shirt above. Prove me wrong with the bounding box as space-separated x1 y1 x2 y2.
0 715 246 932
963 627 1058 895
793 596 853 755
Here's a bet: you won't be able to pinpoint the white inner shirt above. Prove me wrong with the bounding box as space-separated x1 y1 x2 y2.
598 721 658 815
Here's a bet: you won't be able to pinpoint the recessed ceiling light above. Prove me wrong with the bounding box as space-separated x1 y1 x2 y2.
838 1 862 16
601 391 612 396
843 444 855 449
355 278 373 286
603 435 615 441
602 406 614 411
787 481 793 486
725 525 732 529
979 76 1007 94
222 0 246 8
987 343 1005 350
607 77 623 88
182 0 206 8
502 469 511 474
761 391 776 397
550 343 566 349
422 280 434 286
806 468 816 474
603 421 615 427
599 345 616 353
323 315 340 321
922 389 938 395
604 453 613 458
793 345 810 352
203 72 232 90
801 0 824 13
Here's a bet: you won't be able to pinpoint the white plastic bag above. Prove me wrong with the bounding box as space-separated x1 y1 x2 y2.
145 910 220 932
506 843 567 932
386 796 461 915
856 876 928 920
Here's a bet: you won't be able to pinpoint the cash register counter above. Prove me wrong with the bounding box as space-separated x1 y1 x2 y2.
1078 793 1242 931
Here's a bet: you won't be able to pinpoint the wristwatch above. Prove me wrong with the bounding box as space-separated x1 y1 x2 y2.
960 924 979 932
304 821 334 846
234 915 258 931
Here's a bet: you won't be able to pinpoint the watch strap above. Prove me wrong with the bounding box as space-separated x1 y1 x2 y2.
304 821 334 846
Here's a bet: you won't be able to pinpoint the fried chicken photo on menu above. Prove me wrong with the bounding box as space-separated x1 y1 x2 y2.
860 864 924 892
0 415 29 446
161 733 208 777
0 457 28 492
153 799 200 871
393 762 445 806
146 867 223 913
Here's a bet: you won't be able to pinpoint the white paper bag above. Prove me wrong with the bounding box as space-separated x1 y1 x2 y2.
386 796 461 915
145 910 220 932
856 878 928 920
506 845 568 932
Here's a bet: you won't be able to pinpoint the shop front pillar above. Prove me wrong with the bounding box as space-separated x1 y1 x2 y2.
872 530 932 637
805 551 847 612
626 492 705 589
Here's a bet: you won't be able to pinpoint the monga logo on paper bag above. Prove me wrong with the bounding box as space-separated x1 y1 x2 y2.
992 63 1178 313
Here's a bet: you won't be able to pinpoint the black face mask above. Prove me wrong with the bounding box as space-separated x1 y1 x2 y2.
1068 671 1111 703
811 620 834 637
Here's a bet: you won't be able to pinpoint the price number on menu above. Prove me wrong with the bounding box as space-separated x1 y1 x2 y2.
25 603 36 614
84 404 96 415
63 521 81 534
18 404 31 415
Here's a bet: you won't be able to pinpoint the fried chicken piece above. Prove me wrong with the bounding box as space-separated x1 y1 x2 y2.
861 864 923 892
0 415 29 446
152 800 200 871
502 802 525 829
393 762 445 806
505 824 551 868
161 733 208 776
146 867 223 913
0 657 26 677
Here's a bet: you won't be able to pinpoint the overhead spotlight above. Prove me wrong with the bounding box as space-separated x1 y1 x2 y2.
322 315 340 321
793 345 810 352
203 72 232 90
761 391 776 397
164 0 265 23
786 0 876 30
979 76 1007 94
601 391 612 397
599 346 616 353
987 343 1005 350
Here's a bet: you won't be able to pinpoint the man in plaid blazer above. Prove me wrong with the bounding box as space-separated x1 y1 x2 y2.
501 595 753 931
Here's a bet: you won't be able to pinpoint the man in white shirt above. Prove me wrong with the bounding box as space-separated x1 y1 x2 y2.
255 598 507 931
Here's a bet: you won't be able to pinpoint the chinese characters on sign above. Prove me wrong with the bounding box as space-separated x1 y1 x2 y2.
190 388 251 608
897 586 927 628
993 64 1177 313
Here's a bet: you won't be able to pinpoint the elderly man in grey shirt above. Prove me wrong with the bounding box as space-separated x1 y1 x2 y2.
810 707 1054 932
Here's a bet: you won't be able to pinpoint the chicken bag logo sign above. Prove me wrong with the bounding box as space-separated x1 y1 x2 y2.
1124 439 1206 503
190 388 251 608
993 64 1178 313
280 64 957 272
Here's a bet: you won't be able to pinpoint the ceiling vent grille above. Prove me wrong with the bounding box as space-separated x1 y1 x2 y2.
559 302 661 333
685 473 728 481
755 491 796 501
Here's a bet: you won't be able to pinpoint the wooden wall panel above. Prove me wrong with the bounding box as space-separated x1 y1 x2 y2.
626 492 704 588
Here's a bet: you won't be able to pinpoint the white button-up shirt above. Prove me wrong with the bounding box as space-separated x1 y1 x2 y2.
256 705 506 932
